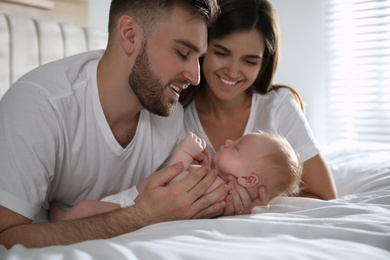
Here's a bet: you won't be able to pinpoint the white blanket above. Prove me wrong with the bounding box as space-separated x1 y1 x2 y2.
1 141 390 259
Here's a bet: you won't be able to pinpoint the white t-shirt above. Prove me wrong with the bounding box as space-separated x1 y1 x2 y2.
184 88 320 162
0 50 185 222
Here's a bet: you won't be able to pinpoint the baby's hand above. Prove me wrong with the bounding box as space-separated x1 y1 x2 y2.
196 148 211 167
180 132 207 158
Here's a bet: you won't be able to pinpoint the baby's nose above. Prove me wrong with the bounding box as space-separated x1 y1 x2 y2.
225 139 233 147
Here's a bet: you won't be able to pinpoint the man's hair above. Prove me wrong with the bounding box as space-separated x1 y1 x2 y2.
107 0 220 45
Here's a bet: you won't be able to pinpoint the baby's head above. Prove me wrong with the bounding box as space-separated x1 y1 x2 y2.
213 131 302 204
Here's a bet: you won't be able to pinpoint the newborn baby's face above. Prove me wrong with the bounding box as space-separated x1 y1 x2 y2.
213 134 266 183
212 137 245 182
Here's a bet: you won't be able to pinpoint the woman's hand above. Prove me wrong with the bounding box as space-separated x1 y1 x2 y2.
222 175 254 216
222 175 270 216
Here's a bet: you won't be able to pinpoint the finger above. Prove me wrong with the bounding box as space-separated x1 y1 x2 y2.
192 183 228 218
195 200 225 219
173 166 209 195
222 194 234 216
227 176 252 214
203 148 211 166
194 135 202 146
236 184 253 214
201 138 206 149
228 181 244 215
226 177 244 214
150 162 184 187
195 153 204 162
187 168 217 197
257 185 269 206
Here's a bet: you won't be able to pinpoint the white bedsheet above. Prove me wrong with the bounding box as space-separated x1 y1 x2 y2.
1 141 390 259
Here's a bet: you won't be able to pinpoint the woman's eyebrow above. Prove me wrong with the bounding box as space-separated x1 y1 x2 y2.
212 44 262 59
212 44 230 53
247 54 262 59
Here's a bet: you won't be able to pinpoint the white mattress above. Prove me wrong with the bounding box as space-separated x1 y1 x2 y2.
1 141 390 259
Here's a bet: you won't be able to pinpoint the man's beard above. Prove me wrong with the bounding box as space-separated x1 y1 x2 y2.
128 42 176 117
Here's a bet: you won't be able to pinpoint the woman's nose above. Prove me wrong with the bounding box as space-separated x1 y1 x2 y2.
224 60 240 79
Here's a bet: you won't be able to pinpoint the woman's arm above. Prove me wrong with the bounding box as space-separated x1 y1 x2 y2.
299 153 338 200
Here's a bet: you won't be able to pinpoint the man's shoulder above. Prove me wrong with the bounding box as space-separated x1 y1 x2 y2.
10 50 103 99
17 50 103 83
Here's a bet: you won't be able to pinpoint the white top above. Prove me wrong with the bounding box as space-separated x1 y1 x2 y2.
184 88 320 162
0 50 185 222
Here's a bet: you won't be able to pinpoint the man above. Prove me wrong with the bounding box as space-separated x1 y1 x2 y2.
0 0 225 248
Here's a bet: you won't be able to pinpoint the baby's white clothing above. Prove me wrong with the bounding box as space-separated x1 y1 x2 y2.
101 186 139 208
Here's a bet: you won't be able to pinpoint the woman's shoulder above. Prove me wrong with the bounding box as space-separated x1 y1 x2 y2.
252 87 292 107
183 100 202 130
183 99 198 119
257 87 290 96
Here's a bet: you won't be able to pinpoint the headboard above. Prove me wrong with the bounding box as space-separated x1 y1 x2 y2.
0 13 108 99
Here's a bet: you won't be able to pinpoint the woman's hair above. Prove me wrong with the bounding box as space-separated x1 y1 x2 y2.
107 0 220 48
180 0 304 111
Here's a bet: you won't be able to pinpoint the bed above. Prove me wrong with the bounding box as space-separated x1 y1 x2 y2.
1 141 389 259
1 13 390 260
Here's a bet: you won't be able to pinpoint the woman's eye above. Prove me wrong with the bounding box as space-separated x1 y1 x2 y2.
246 60 258 65
215 51 226 56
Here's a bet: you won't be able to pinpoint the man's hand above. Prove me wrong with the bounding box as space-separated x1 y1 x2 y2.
134 162 228 225
0 163 227 249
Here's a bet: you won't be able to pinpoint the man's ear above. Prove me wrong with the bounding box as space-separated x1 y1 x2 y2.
237 173 259 188
118 15 138 54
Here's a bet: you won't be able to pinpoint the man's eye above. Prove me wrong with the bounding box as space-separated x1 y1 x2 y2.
177 50 188 60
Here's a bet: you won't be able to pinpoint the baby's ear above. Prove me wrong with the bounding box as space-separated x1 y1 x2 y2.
237 173 258 188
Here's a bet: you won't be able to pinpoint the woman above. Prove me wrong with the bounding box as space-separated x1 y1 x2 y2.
180 0 338 215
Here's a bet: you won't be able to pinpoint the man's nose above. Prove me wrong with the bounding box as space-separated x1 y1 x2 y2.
182 58 201 86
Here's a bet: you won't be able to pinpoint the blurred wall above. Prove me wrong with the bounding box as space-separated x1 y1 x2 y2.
269 0 327 144
0 0 89 26
89 0 110 33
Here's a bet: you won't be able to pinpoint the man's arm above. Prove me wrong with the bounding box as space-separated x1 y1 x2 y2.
0 163 227 248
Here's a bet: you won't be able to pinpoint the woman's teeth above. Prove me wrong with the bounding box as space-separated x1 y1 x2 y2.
220 77 237 86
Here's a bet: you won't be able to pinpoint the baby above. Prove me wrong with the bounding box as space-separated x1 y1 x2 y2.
50 131 302 221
